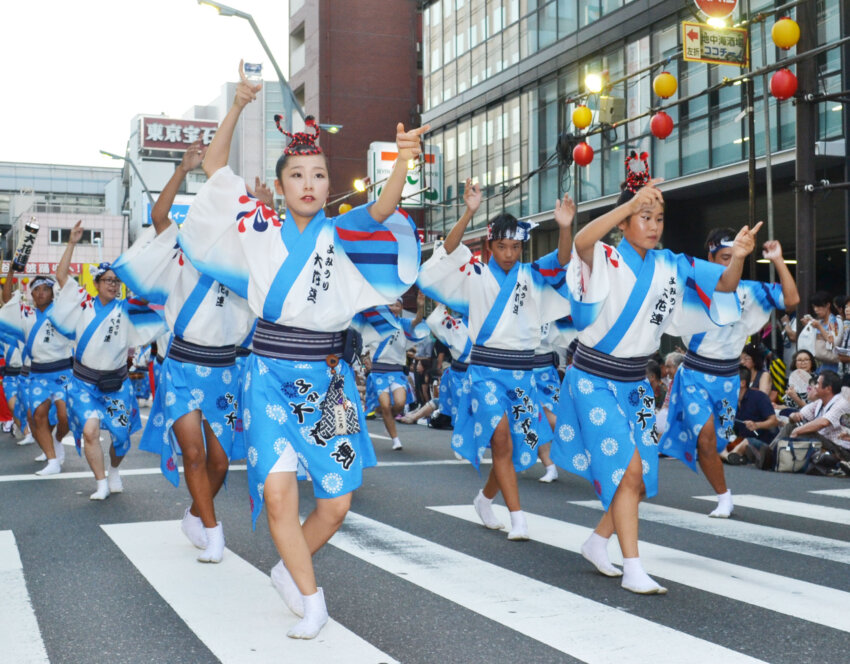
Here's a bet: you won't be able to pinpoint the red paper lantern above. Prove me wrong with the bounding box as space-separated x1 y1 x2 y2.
650 111 674 139
769 68 798 101
573 142 594 167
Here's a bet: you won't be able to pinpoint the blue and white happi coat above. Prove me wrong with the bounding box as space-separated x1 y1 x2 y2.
551 240 740 510
130 345 152 400
353 307 429 413
535 317 576 414
426 304 472 424
418 243 571 471
112 221 254 485
49 280 165 456
178 165 420 525
1 337 24 423
661 280 784 469
0 292 74 411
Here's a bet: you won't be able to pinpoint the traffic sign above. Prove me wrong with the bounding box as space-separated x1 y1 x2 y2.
682 21 748 67
694 0 738 19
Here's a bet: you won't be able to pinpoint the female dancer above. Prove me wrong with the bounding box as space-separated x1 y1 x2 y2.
51 222 165 499
552 155 759 594
177 64 424 639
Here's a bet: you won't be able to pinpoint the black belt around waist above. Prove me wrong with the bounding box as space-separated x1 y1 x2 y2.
572 343 650 382
30 358 73 374
252 320 344 361
470 345 535 370
167 337 236 368
4 366 21 376
235 346 252 358
532 351 559 369
73 361 129 386
450 360 469 372
371 362 405 373
21 366 31 376
683 351 741 377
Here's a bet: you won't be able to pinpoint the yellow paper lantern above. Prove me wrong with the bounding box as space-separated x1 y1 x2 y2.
653 71 678 99
572 104 592 130
21 277 29 284
338 203 353 215
772 17 800 50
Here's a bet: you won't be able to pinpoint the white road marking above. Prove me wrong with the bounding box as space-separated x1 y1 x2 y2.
430 504 850 633
332 511 766 664
695 494 850 526
101 520 397 664
0 530 49 663
571 499 850 565
809 488 850 499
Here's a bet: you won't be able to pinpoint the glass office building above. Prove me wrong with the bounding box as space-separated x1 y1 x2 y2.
420 0 846 285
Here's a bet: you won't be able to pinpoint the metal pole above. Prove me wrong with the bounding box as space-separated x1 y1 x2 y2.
760 19 778 350
795 0 818 322
843 0 850 295
745 0 757 280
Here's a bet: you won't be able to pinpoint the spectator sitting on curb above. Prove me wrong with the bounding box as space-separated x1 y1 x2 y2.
723 367 779 465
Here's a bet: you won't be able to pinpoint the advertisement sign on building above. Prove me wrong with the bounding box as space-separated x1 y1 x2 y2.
140 117 219 154
144 195 195 227
367 143 442 208
682 21 748 67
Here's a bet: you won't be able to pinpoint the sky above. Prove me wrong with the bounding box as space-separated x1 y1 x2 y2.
0 0 289 168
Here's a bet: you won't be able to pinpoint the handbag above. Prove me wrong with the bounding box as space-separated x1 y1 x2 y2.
795 322 816 354
814 335 840 365
96 373 125 393
772 438 822 473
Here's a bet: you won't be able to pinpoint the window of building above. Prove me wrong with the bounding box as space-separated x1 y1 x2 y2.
49 228 102 245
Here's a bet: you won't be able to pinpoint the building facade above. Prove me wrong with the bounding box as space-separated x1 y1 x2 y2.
421 0 847 289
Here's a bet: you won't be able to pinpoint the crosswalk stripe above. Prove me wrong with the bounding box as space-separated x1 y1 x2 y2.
695 494 850 526
430 504 850 634
809 488 850 499
101 520 397 664
0 531 49 663
333 511 766 663
570 500 850 565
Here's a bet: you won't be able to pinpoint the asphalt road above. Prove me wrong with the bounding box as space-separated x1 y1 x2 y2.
2 411 849 664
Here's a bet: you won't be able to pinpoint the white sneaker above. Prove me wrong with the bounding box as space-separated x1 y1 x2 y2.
181 508 208 549
107 469 124 494
197 523 225 563
287 588 328 640
34 452 47 462
89 479 110 501
35 459 61 476
538 464 559 483
2 421 12 433
271 561 305 617
17 432 35 446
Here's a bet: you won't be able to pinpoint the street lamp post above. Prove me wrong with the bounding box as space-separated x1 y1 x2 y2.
197 0 303 133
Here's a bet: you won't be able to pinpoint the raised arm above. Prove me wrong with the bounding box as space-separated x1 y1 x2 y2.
1 261 13 305
203 61 261 178
411 290 426 327
442 178 482 254
573 179 664 268
762 240 799 310
369 123 430 223
151 139 206 235
715 221 763 293
56 220 83 287
553 193 575 267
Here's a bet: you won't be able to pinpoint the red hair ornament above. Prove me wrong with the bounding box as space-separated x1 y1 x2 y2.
274 114 323 155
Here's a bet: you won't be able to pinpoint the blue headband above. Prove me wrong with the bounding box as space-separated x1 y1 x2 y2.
708 239 734 255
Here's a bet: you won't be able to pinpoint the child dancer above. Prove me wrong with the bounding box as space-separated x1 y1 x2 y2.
419 302 472 426
660 231 798 517
0 274 73 475
354 291 428 450
50 223 165 499
112 140 254 561
177 64 424 639
418 179 574 540
551 154 759 594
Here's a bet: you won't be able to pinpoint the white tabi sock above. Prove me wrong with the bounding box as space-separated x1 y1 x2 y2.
580 532 623 577
35 458 61 476
89 478 110 501
621 557 667 595
507 510 529 541
107 466 123 493
709 489 733 518
391 437 403 450
473 490 504 530
271 560 305 618
287 588 329 640
197 523 225 563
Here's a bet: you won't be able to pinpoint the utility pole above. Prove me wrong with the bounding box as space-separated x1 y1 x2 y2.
794 0 817 320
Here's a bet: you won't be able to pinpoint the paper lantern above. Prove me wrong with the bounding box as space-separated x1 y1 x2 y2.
769 68 798 101
338 203 353 215
772 17 800 50
573 142 594 167
650 111 674 139
653 72 678 99
21 277 29 284
572 104 593 130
